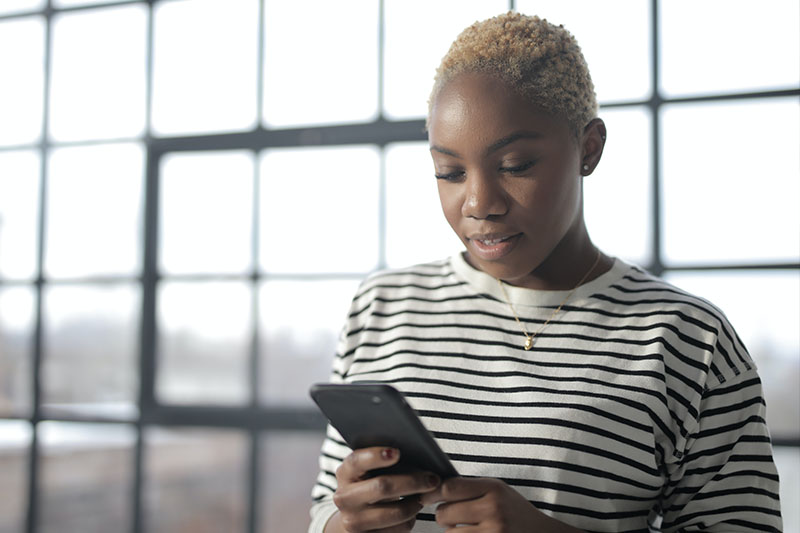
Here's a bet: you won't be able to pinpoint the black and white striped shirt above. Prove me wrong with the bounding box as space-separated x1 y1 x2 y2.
310 254 782 532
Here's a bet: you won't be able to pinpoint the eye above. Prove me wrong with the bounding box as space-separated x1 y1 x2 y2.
434 170 465 182
499 160 535 174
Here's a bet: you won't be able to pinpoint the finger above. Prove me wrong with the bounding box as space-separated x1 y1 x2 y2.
336 447 400 483
374 517 417 533
341 472 440 507
339 498 422 532
435 499 483 528
419 485 444 506
438 477 496 502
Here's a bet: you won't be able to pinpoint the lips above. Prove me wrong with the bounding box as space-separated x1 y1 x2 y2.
467 232 521 260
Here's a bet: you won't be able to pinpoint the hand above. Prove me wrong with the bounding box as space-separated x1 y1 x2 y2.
421 477 584 533
325 447 441 533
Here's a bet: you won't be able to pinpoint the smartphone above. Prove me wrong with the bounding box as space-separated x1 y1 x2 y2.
309 382 459 479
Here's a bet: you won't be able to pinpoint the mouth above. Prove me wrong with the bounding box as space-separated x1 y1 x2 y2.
467 233 521 260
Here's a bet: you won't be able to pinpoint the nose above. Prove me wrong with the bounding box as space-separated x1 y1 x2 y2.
462 171 508 219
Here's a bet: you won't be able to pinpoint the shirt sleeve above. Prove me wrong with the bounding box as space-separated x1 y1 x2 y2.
660 367 782 532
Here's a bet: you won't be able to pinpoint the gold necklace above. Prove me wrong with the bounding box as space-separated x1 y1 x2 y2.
496 249 602 351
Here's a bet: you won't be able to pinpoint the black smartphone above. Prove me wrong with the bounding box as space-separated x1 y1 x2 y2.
309 382 459 479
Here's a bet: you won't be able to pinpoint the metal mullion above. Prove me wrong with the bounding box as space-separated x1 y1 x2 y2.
132 2 157 530
648 0 663 277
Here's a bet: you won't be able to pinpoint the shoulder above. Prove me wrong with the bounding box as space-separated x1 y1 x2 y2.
592 261 753 387
350 257 467 308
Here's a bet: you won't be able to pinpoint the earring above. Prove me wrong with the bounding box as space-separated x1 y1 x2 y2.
582 164 589 171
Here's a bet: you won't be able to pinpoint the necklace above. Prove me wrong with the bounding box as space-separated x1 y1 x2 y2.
496 249 602 351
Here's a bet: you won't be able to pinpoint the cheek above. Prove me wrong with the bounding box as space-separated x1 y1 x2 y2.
437 183 462 225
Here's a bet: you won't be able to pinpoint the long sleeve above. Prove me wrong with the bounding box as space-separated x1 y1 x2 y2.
660 368 782 531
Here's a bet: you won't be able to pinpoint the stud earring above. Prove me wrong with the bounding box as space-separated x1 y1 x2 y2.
582 164 589 171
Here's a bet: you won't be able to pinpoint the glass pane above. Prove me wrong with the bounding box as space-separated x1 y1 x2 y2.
585 106 652 266
385 142 463 268
157 281 251 405
774 446 800 533
159 151 253 275
49 5 147 142
262 0 378 127
259 431 325 532
516 0 651 102
41 284 140 419
660 0 800 97
45 143 143 278
151 0 258 136
664 270 800 440
53 0 129 6
0 286 34 417
0 17 45 146
144 428 247 533
259 146 380 273
0 420 31 533
259 279 359 405
661 98 800 266
0 150 40 279
383 0 508 119
38 422 134 533
0 0 44 15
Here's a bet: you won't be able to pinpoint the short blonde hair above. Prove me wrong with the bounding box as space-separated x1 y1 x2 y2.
428 12 598 137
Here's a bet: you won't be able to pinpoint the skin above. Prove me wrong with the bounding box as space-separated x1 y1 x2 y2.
325 72 608 532
429 71 610 290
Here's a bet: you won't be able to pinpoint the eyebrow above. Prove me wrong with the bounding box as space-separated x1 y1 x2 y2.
430 131 543 158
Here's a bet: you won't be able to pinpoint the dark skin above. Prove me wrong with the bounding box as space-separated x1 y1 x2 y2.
325 72 608 532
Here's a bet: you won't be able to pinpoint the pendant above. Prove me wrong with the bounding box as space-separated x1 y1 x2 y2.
524 337 533 350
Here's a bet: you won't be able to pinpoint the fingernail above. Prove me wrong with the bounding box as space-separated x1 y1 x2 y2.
426 474 439 487
381 448 396 460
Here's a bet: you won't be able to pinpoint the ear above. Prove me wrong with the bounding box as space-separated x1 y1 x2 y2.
579 118 607 176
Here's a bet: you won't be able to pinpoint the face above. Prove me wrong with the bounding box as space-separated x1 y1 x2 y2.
428 72 598 289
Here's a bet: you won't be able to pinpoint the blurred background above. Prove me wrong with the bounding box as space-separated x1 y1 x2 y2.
0 0 798 531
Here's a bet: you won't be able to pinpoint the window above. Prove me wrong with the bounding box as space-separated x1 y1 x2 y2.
0 1 797 531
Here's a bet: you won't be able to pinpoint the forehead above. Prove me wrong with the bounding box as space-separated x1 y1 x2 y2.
428 72 570 148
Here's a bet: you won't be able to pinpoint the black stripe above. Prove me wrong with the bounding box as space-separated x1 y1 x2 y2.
446 453 661 491
420 411 655 455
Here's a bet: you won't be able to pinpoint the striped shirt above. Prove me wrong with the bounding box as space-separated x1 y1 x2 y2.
309 254 782 533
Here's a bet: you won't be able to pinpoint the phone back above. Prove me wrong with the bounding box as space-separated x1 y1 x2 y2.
310 383 458 478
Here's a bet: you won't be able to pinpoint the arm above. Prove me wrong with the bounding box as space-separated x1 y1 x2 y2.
421 477 587 533
660 368 782 532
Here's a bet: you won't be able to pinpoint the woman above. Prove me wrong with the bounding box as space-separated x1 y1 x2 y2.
309 12 782 532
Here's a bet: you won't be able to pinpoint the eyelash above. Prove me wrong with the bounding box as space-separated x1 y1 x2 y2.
435 161 535 181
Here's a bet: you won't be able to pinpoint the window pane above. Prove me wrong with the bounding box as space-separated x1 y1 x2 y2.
664 270 800 440
661 98 800 266
0 150 39 279
259 431 325 532
385 142 463 267
383 0 508 119
41 284 139 419
53 0 129 7
157 281 251 405
0 286 34 417
516 0 651 102
159 151 253 275
262 0 378 127
0 17 45 146
259 279 359 405
38 422 135 533
660 0 800 97
0 0 44 16
585 106 652 266
0 420 31 533
151 0 258 136
260 146 380 273
45 143 143 278
144 428 247 533
49 5 147 142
